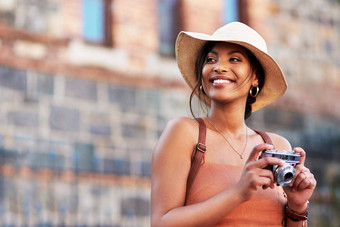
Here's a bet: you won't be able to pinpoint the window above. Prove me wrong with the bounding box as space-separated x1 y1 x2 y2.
224 0 247 23
224 0 238 22
83 0 112 46
0 0 56 33
159 0 180 57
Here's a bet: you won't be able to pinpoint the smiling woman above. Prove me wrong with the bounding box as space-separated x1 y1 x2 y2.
200 43 256 109
151 22 317 227
196 41 265 119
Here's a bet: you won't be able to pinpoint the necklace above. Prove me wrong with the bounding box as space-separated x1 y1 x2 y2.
206 118 248 159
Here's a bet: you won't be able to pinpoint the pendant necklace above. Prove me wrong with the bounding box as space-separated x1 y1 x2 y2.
206 118 248 159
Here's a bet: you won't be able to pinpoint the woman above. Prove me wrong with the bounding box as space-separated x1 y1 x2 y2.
151 22 316 226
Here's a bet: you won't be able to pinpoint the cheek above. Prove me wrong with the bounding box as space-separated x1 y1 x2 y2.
238 64 250 73
236 65 252 79
202 65 211 78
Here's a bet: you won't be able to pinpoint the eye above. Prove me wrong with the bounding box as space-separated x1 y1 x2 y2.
230 57 240 62
206 56 216 63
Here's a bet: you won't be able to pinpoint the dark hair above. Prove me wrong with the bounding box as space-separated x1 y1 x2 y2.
244 48 264 119
189 41 265 119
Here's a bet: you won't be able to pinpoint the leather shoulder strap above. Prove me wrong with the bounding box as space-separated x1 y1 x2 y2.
254 130 274 146
185 118 206 202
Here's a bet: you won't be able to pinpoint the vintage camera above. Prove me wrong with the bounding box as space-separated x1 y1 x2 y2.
260 149 300 186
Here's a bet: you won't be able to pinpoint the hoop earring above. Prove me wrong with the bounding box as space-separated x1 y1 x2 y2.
200 85 206 95
249 86 259 97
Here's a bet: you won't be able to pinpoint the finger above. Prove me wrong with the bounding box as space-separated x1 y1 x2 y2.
291 170 313 191
300 173 317 190
307 175 317 189
257 175 274 189
296 174 315 191
292 171 308 191
293 147 306 166
255 157 286 169
263 183 276 190
246 168 275 190
259 169 275 189
247 143 274 162
297 177 312 191
289 165 309 187
258 169 275 181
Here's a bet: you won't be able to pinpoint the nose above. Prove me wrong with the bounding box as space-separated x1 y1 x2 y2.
214 63 228 73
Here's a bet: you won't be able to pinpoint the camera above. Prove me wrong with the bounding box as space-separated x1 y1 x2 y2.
259 149 300 186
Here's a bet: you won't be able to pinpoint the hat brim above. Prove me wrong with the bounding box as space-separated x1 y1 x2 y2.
176 31 287 112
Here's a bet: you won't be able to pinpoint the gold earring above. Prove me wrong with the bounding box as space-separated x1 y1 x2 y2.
200 85 206 95
249 86 259 97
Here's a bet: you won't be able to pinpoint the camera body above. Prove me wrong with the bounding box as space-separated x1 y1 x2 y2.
260 149 300 186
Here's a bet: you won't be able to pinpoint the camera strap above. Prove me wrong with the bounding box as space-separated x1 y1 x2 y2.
254 130 274 146
185 117 206 204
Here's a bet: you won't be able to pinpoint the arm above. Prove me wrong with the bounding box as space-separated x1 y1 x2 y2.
268 133 317 227
151 119 286 226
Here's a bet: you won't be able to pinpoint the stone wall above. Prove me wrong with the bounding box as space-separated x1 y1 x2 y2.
0 64 190 226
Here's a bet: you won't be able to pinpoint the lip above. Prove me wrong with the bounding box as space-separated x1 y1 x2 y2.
209 76 236 86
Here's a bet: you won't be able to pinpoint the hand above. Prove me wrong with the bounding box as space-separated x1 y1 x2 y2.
235 143 286 202
283 147 317 212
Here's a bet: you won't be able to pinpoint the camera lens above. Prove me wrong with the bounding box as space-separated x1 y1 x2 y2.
283 172 294 183
274 164 296 186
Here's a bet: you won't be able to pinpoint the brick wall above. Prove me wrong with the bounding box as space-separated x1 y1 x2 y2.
181 0 224 33
60 0 82 39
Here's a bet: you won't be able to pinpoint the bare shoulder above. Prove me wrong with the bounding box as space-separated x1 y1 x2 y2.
165 117 199 135
153 117 199 162
267 132 292 151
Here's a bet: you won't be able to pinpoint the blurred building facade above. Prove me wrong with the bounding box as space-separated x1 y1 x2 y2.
0 0 339 226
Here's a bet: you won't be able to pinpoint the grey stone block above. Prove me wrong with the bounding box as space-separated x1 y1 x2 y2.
0 66 27 92
8 111 39 127
65 78 97 101
108 85 136 111
49 105 80 131
90 124 111 136
121 197 150 217
37 73 54 95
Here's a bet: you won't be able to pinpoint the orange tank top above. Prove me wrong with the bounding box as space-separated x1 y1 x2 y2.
185 162 287 226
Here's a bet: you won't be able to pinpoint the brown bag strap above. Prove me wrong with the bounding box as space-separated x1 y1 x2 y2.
185 118 206 202
254 130 274 146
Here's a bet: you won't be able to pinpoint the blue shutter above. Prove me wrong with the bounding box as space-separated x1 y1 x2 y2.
224 0 239 23
83 0 105 43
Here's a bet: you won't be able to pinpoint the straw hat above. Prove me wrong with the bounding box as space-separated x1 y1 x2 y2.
175 22 287 112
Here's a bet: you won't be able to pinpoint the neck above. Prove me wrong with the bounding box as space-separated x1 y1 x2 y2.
207 103 247 135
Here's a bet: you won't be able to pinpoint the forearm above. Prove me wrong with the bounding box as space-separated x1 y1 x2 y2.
152 186 245 227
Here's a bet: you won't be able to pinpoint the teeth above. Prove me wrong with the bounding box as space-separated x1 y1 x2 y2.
213 79 232 84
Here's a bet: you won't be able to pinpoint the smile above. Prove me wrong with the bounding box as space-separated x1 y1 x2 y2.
212 79 234 84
